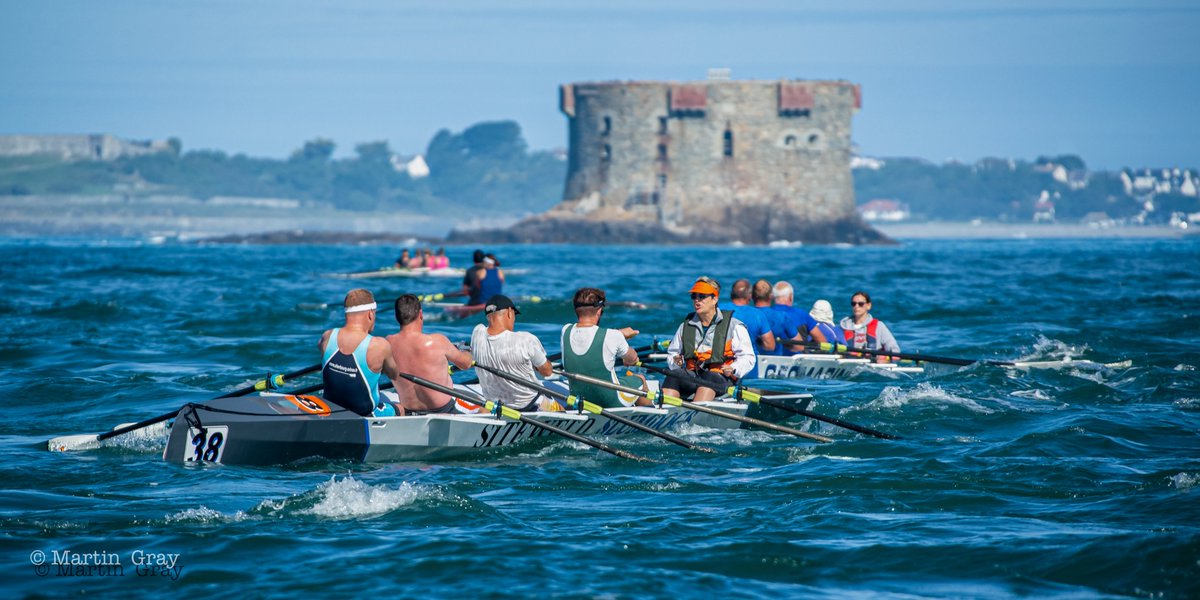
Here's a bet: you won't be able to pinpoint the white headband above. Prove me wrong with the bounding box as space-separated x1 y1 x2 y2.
344 302 377 314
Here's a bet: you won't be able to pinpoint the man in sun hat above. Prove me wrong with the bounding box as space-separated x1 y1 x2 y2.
318 288 403 417
471 294 555 411
662 276 755 402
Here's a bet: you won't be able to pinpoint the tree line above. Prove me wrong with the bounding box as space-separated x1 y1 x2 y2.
2 124 1194 223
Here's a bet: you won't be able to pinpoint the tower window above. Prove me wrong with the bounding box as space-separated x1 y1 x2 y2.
657 144 668 161
658 116 668 135
723 130 734 157
601 144 611 161
658 174 667 188
602 116 612 135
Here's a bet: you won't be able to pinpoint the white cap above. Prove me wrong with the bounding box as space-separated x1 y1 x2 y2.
809 299 834 324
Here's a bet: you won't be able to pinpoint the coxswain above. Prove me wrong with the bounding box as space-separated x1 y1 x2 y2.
663 276 755 402
838 291 901 363
561 287 651 408
471 295 555 411
386 294 476 414
318 288 402 417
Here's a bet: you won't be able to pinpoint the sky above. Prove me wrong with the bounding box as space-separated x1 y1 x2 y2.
2 0 1198 170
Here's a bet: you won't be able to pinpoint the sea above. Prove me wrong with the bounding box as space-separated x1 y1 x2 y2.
1 237 1197 598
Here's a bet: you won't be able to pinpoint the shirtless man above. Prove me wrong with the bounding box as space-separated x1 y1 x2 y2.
385 294 475 414
318 289 402 417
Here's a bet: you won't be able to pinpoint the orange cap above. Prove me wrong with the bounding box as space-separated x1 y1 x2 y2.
689 279 719 296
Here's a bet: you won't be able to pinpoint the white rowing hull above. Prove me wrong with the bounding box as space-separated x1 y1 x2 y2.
757 354 924 380
161 392 814 465
331 267 531 279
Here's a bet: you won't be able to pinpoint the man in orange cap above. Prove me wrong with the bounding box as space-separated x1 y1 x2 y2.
662 276 755 402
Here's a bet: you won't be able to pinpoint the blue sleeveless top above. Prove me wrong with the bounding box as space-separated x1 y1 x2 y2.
321 328 384 417
472 268 503 305
813 322 842 349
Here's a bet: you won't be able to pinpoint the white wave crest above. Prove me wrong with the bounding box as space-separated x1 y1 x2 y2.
1026 336 1088 361
1011 389 1053 401
865 383 995 414
165 506 246 524
1173 364 1196 372
1170 472 1198 490
300 476 423 519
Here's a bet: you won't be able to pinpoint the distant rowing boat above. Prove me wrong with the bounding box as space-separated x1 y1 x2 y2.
758 353 925 379
330 267 530 279
162 390 815 466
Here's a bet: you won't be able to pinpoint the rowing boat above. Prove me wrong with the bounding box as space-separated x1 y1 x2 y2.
645 352 924 380
331 267 530 279
757 353 924 380
162 390 815 466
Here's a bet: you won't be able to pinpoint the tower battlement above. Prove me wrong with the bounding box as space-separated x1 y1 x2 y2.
452 77 888 245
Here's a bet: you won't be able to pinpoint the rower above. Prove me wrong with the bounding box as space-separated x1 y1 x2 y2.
839 291 901 363
471 295 555 411
318 289 403 417
770 281 828 354
561 287 651 408
459 249 505 308
718 278 775 378
663 276 755 403
394 249 411 269
753 279 789 356
386 294 476 414
808 299 843 346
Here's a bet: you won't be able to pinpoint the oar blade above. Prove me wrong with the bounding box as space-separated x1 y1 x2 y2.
47 434 102 452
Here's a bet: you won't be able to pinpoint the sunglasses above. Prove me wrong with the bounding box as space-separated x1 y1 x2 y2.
690 293 714 301
851 301 868 307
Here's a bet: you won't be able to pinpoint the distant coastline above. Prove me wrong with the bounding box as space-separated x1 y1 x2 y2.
874 221 1190 240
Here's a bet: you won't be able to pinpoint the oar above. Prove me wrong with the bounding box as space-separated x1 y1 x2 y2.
552 368 831 443
635 362 899 440
390 372 655 462
48 363 323 452
781 340 1013 367
638 361 895 438
472 362 716 453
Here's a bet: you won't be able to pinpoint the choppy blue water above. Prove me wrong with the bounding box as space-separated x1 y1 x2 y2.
1 237 1198 598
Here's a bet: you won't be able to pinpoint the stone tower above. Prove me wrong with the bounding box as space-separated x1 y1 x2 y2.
452 77 888 245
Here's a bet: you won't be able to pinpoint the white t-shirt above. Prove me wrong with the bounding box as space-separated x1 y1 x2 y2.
561 324 629 373
470 324 549 409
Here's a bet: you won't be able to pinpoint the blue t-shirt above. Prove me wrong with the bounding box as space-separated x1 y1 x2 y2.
759 305 790 356
769 305 820 355
719 302 772 378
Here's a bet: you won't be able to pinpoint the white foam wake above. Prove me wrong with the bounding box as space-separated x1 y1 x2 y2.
865 382 995 414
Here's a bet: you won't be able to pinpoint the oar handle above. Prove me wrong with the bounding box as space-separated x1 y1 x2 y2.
473 362 713 453
220 363 322 398
392 371 654 462
557 367 830 443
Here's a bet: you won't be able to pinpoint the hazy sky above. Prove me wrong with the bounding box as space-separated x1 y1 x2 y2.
3 0 1197 169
